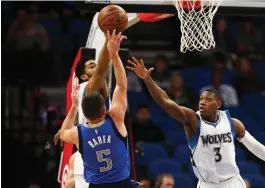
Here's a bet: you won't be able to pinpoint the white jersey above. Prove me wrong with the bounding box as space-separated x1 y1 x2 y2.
74 82 89 187
78 82 89 125
190 110 239 184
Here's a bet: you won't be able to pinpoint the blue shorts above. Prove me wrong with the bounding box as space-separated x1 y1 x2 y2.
89 179 140 188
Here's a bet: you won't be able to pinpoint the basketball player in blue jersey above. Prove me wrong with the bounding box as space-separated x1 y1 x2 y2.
127 57 265 188
60 31 135 188
54 30 126 188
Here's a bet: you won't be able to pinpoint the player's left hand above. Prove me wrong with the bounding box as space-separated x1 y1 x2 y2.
54 129 64 147
106 29 127 58
72 85 80 108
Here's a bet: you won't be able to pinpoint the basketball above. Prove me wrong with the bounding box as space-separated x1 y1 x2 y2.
98 5 128 34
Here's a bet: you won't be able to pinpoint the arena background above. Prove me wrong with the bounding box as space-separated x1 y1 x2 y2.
2 1 265 188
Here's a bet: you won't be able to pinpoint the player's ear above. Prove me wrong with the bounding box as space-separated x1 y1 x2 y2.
80 74 89 81
217 101 222 109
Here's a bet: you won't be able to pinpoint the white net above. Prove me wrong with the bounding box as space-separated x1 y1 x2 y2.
173 0 222 53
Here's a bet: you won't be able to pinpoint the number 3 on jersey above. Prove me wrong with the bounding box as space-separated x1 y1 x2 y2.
214 147 222 163
96 149 113 172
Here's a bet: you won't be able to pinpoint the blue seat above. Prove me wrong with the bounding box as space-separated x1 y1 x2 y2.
167 132 187 146
148 159 181 179
136 143 168 167
226 107 248 120
127 92 148 118
235 147 245 161
187 164 198 182
150 103 167 118
243 175 265 188
152 117 180 132
255 132 265 145
172 174 194 188
242 94 265 108
241 119 264 134
253 61 265 85
128 92 148 105
223 70 235 85
237 161 260 176
174 145 191 165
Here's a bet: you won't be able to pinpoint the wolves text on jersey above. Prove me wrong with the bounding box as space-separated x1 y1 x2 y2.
200 132 232 147
88 135 111 148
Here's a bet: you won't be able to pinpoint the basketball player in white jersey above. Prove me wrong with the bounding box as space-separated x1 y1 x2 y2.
54 30 127 188
127 57 265 188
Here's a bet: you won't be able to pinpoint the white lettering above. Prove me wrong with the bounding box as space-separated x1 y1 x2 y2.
88 141 95 148
103 135 106 143
93 139 98 146
107 135 111 143
98 136 102 144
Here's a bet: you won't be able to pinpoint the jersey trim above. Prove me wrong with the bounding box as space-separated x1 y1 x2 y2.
202 110 221 127
77 124 84 156
188 114 201 149
225 110 235 138
237 177 245 188
106 114 128 147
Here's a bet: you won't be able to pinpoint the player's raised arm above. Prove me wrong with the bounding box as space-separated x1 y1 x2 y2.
107 30 128 137
233 118 265 161
127 57 197 125
60 86 79 146
85 33 110 96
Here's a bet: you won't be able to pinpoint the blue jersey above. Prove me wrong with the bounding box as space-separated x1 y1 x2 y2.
77 115 130 184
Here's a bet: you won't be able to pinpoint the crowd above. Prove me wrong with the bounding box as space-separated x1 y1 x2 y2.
2 1 265 188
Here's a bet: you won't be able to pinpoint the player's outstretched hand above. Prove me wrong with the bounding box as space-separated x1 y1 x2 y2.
72 85 80 108
126 57 154 80
106 29 127 59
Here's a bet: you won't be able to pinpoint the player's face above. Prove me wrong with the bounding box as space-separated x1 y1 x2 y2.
199 91 220 117
84 60 97 79
161 177 174 188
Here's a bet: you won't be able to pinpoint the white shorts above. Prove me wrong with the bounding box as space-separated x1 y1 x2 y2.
197 175 246 188
75 175 89 188
74 152 89 188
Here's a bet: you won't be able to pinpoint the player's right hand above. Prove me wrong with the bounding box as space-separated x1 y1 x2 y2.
106 29 127 59
126 57 154 80
71 85 80 108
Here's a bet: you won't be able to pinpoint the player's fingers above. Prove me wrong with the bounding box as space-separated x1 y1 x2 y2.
106 30 111 41
132 57 140 65
74 85 80 91
148 67 154 73
115 32 122 42
126 66 135 71
60 140 64 147
119 35 127 43
111 29 116 40
127 60 137 67
139 59 144 65
54 138 58 145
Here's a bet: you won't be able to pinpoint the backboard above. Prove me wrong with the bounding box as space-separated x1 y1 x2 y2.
78 0 265 16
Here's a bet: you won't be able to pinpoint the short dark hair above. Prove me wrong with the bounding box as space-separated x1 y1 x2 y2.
82 91 105 120
75 56 94 83
137 104 150 112
203 88 223 102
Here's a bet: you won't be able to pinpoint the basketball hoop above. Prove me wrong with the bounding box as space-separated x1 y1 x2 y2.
173 0 222 53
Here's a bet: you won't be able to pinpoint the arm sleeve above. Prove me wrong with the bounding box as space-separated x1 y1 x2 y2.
238 131 265 161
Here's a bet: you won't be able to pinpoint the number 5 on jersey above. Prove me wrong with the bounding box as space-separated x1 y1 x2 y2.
96 149 113 172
